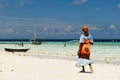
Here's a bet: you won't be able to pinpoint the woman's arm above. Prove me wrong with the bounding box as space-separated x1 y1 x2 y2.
77 42 83 56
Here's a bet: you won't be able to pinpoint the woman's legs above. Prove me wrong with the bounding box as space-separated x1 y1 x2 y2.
89 64 94 73
81 65 93 72
81 66 85 72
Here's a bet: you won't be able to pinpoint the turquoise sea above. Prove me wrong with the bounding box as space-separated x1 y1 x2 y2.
0 39 120 59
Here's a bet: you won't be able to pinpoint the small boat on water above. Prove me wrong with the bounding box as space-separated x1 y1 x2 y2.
31 30 42 45
5 48 30 52
31 38 42 45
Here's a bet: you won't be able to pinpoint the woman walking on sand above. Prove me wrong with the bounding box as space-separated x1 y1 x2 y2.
76 25 94 73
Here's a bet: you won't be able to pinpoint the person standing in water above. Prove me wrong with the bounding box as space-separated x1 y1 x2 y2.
77 25 94 73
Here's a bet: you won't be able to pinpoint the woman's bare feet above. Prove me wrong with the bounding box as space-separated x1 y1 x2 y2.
89 66 94 73
80 70 85 72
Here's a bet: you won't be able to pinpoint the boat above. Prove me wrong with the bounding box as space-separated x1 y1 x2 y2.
5 48 30 52
31 30 42 45
31 38 42 45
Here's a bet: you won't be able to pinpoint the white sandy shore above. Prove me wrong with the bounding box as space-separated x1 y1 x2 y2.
0 51 120 80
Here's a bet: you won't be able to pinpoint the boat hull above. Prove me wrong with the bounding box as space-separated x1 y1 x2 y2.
5 48 30 52
32 41 42 45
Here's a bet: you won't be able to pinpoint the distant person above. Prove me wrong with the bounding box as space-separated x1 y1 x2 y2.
64 43 66 47
76 25 94 73
21 42 24 46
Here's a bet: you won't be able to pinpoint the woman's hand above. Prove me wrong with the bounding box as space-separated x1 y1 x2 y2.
77 49 81 56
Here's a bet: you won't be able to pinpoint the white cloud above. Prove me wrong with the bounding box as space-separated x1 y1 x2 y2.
25 29 32 33
73 0 88 5
117 4 120 8
19 1 25 6
43 27 48 32
96 8 101 12
17 0 32 7
87 25 103 31
55 31 66 35
65 25 72 32
0 29 14 33
109 24 116 30
90 26 102 31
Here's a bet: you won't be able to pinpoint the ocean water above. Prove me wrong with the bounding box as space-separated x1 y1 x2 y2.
0 40 120 59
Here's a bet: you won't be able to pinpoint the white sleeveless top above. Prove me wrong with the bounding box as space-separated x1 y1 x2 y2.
79 34 94 43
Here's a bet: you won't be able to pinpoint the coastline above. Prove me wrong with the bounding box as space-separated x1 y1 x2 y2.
0 51 120 80
9 51 120 65
1 50 120 65
2 50 120 65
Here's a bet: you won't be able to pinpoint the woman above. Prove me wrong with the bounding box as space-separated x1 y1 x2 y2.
76 25 94 73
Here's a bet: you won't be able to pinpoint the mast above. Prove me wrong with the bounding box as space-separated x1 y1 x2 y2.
33 29 37 40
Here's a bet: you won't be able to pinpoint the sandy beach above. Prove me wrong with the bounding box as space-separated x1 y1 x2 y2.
0 51 120 80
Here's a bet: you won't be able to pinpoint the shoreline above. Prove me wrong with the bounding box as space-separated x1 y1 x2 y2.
2 51 120 65
28 53 120 65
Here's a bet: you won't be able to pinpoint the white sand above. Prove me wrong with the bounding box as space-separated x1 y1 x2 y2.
0 52 120 80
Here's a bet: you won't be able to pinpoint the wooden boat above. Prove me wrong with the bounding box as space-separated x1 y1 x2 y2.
31 30 42 45
5 48 30 52
31 38 42 45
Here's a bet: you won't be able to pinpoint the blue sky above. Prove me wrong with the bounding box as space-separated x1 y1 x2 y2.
0 0 120 39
